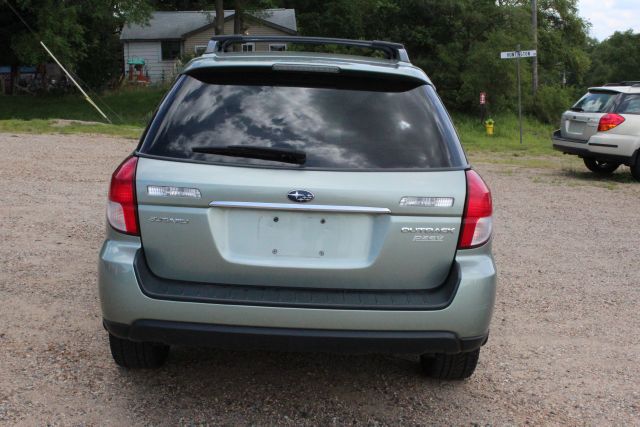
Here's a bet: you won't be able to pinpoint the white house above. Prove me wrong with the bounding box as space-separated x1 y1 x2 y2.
120 9 297 83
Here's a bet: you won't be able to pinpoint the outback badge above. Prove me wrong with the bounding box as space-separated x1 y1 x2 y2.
287 190 314 203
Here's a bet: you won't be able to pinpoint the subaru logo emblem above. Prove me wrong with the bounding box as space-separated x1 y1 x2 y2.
287 190 314 203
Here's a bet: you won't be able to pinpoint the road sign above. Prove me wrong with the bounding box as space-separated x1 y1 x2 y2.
500 50 537 59
499 47 537 144
480 92 486 105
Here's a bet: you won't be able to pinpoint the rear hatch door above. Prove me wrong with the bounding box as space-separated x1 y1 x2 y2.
560 89 620 141
135 68 469 291
137 160 465 290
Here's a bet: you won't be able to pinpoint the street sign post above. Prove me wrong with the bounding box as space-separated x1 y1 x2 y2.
500 50 537 59
501 46 537 145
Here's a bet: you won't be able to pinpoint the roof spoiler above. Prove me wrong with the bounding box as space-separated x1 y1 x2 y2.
204 35 410 62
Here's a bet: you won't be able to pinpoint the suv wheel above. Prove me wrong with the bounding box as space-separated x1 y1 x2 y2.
420 349 480 380
108 333 169 369
631 161 640 182
583 158 620 175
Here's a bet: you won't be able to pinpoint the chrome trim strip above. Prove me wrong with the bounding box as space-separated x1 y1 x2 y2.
209 201 390 214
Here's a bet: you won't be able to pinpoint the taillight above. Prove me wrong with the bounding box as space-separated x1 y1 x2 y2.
598 113 625 132
107 156 139 235
458 170 492 249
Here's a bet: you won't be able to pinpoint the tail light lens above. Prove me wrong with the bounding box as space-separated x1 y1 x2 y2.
598 113 625 132
107 156 139 235
459 170 492 249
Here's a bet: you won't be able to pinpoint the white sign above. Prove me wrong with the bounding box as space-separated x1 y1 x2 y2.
500 50 537 59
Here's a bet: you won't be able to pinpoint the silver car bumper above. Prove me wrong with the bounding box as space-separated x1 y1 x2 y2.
98 232 496 352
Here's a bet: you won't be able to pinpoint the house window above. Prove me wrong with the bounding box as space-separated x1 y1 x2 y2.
194 45 207 56
269 44 287 52
241 43 255 52
161 41 182 60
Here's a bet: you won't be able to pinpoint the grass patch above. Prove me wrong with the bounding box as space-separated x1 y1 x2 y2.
0 86 168 126
453 113 557 157
0 119 143 139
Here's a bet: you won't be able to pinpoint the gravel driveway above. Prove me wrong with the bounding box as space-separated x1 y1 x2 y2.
0 133 638 425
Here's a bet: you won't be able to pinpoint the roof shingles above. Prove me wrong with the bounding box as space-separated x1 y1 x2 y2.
120 9 296 41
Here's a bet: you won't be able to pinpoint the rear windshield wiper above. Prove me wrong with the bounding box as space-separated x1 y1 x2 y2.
192 145 306 165
569 107 584 112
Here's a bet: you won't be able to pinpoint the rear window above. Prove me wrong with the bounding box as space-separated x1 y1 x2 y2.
572 91 618 113
616 94 640 114
139 71 466 170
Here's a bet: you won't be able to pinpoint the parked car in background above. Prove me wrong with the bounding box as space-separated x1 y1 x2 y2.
99 36 497 380
552 82 640 181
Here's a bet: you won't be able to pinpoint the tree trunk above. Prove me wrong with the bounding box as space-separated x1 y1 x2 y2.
233 0 244 51
214 0 224 35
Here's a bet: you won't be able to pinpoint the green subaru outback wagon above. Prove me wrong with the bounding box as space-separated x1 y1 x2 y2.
99 36 496 380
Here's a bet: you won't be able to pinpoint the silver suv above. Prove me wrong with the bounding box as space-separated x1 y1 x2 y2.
99 36 496 380
552 83 640 180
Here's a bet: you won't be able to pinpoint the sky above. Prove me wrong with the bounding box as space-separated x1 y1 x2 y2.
578 0 640 40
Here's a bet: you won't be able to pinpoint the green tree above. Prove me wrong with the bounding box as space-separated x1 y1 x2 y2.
587 30 640 85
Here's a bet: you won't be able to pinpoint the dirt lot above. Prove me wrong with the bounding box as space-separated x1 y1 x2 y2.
1 133 639 425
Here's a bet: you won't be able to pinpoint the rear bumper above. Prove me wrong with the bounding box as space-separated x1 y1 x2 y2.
104 319 487 355
552 129 638 165
98 231 496 352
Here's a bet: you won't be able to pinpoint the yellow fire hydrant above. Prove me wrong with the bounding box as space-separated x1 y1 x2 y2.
484 118 495 136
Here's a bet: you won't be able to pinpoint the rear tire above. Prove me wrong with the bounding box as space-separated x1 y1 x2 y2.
420 349 480 380
583 158 620 175
631 162 640 182
108 333 169 369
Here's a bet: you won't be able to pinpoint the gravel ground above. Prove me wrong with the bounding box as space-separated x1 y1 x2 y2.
0 133 639 425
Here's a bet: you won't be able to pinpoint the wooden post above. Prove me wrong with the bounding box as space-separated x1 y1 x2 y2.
532 0 538 95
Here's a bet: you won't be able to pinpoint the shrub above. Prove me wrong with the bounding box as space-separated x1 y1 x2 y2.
531 85 577 125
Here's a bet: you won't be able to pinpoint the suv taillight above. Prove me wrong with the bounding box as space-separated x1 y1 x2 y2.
458 170 492 249
598 113 625 132
107 156 139 235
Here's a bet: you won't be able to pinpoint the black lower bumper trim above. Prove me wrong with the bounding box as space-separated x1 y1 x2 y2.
104 319 486 355
134 250 461 311
552 144 632 165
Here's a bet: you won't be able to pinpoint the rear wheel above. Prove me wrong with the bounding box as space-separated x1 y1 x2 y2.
420 349 480 380
583 158 620 175
108 333 169 369
631 162 640 182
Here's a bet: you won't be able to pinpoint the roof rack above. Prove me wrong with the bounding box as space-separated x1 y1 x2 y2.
603 81 640 87
204 35 410 62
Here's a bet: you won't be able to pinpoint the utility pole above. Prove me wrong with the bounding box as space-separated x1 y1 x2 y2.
532 0 538 95
516 44 523 145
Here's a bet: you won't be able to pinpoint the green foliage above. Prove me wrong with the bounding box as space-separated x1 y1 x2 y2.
279 0 592 115
530 85 577 124
587 30 640 85
0 0 152 89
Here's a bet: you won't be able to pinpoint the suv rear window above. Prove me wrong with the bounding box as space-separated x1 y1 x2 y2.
616 94 640 114
572 91 618 113
139 71 466 170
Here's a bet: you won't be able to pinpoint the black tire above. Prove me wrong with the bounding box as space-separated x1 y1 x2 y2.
583 158 620 175
108 333 169 369
420 349 480 380
631 162 640 182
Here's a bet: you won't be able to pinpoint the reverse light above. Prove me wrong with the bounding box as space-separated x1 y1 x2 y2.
399 196 454 208
598 113 625 132
147 185 201 199
458 170 492 249
107 156 139 235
